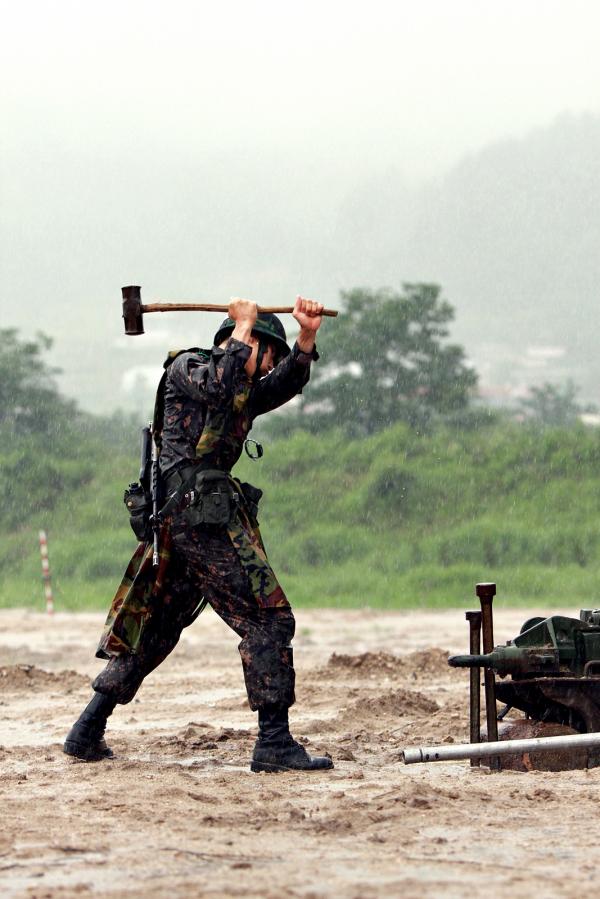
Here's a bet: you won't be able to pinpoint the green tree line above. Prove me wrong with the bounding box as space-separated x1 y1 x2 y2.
1 288 598 611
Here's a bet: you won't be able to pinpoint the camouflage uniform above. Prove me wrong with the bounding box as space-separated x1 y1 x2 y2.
93 337 317 709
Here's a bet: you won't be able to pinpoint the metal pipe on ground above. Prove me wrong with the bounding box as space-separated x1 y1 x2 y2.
402 731 600 765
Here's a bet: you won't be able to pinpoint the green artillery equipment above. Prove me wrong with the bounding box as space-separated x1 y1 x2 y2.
402 585 600 769
450 611 600 679
452 596 600 767
450 608 600 738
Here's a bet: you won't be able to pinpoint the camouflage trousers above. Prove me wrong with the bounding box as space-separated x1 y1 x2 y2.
93 527 296 710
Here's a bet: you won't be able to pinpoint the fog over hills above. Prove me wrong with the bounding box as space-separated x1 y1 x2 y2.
412 114 600 395
2 113 600 415
335 113 600 401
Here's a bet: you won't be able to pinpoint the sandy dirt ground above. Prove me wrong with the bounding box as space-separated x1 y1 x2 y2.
1 605 599 899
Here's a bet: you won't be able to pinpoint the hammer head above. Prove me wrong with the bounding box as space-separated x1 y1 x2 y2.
122 285 144 335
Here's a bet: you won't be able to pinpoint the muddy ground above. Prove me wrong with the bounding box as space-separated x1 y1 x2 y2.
1 606 598 898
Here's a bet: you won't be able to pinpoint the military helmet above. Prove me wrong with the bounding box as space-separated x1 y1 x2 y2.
213 313 290 361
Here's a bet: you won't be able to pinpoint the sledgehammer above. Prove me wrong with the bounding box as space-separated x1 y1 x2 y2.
122 285 338 336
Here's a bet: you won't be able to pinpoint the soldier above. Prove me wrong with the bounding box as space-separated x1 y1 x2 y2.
64 296 333 773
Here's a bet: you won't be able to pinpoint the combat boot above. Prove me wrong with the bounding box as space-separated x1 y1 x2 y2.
251 705 333 773
63 692 116 761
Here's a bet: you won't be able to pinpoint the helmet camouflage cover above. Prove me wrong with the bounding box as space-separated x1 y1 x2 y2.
213 313 290 361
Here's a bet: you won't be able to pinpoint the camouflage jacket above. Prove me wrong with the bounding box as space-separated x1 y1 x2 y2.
96 338 317 659
159 336 316 473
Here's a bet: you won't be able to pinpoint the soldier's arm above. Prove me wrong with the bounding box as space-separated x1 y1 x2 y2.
250 343 319 417
251 297 323 417
168 340 251 408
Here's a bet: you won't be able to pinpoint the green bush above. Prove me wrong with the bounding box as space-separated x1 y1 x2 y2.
4 418 600 610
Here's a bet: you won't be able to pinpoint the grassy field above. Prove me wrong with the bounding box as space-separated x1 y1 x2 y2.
2 420 600 611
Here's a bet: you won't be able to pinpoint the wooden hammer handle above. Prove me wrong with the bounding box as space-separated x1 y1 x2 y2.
142 302 338 317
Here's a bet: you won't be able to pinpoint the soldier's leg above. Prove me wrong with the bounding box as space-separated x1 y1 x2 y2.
209 588 332 771
175 528 296 708
218 601 297 710
64 569 201 761
64 692 117 761
91 594 201 705
177 528 333 772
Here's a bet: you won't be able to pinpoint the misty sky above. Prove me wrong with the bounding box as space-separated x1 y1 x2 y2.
2 0 600 411
3 0 599 179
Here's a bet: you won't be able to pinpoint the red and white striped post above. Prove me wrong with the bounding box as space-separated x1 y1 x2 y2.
38 530 54 615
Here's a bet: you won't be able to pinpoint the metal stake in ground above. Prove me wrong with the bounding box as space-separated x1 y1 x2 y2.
39 530 54 615
465 610 482 766
477 582 500 768
121 285 339 336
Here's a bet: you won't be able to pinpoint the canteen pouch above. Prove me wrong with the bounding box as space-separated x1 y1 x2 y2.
124 482 152 541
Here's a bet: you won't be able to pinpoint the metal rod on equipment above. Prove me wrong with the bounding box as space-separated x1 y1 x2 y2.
402 731 600 765
465 610 482 766
477 582 500 769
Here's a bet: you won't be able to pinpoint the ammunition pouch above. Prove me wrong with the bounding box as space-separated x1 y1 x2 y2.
173 469 239 530
124 482 152 542
164 465 264 533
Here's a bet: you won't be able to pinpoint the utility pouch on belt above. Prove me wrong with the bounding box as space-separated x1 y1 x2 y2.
237 481 263 523
177 469 238 528
124 482 152 541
